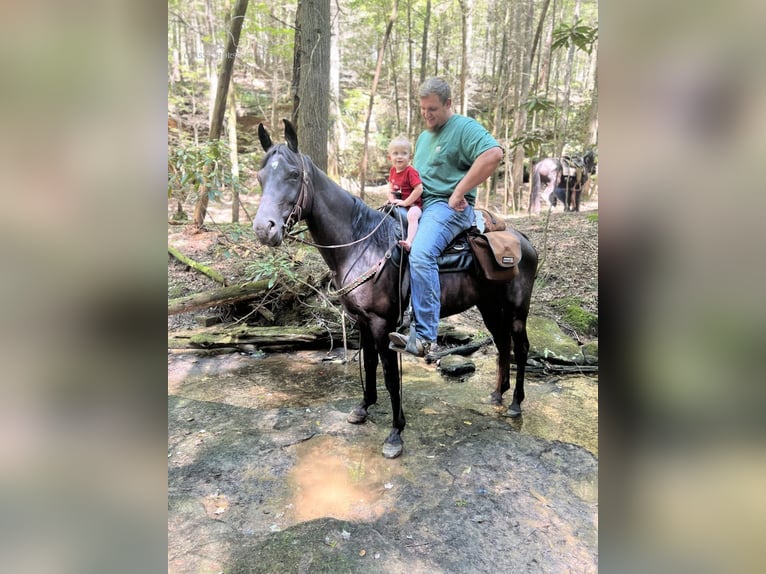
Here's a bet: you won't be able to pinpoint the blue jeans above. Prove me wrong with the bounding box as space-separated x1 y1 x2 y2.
408 201 475 342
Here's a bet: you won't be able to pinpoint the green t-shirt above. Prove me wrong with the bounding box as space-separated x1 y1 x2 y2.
413 114 500 208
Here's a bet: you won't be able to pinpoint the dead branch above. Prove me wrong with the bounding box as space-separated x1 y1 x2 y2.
168 280 270 315
168 246 226 284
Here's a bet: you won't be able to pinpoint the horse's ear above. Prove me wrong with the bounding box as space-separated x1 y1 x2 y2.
258 124 273 152
283 119 299 153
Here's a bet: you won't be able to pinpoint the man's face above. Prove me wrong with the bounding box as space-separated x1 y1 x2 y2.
419 93 451 131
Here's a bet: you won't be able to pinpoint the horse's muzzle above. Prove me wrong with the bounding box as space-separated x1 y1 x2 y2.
253 217 284 246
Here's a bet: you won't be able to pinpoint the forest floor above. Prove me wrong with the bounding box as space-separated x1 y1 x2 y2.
167 185 599 343
168 185 599 573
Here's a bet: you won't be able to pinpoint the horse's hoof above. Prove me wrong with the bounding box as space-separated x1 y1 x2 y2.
382 431 403 458
346 406 368 424
507 404 522 418
382 441 403 459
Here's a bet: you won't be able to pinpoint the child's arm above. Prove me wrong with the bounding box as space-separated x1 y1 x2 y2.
387 180 399 203
399 183 423 207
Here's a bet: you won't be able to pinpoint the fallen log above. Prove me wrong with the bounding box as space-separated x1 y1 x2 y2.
169 323 358 351
168 280 270 315
524 362 599 374
425 337 493 364
168 246 226 285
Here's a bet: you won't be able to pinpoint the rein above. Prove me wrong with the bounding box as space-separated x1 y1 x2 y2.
278 149 401 297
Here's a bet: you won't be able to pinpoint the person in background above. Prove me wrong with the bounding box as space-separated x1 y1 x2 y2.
386 135 423 251
388 77 503 358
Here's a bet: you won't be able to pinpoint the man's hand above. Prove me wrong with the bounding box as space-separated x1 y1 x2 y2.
449 193 468 211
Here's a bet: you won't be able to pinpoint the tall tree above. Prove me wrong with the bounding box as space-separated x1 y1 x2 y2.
192 0 250 229
415 0 431 135
510 0 550 212
457 0 473 115
359 0 399 200
554 0 582 156
328 1 344 179
227 78 240 223
292 0 331 170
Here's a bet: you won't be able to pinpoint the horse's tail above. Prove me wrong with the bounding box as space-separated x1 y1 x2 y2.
528 165 542 214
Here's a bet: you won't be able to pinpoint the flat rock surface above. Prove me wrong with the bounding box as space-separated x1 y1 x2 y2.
168 350 598 573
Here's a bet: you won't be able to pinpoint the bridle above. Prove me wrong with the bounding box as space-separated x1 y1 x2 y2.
281 151 312 237
264 146 403 299
275 147 397 251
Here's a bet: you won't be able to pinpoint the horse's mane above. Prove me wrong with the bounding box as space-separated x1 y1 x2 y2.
349 196 397 250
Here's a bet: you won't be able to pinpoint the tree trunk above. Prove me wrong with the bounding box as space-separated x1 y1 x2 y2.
510 0 546 212
586 47 598 147
555 0 581 157
415 0 431 134
406 0 414 135
227 78 240 223
457 0 473 115
359 0 399 200
328 2 343 179
192 0 250 229
293 0 331 170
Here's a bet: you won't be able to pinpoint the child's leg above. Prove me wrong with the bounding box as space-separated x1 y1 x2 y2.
399 206 422 251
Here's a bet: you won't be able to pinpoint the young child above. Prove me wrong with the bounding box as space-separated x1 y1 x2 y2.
386 135 423 251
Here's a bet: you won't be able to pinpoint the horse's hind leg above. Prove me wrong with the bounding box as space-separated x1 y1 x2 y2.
347 326 378 424
478 304 512 407
507 318 530 417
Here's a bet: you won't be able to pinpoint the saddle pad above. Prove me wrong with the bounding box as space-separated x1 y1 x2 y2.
467 230 522 282
475 208 506 232
484 231 522 267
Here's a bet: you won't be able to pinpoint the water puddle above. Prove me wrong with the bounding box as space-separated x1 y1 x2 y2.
169 350 598 455
288 435 403 522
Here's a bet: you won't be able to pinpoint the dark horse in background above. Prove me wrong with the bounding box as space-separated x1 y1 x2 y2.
253 120 538 459
528 150 597 214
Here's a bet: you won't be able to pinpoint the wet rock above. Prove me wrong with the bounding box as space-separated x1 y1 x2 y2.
438 355 476 377
527 316 582 363
581 340 598 364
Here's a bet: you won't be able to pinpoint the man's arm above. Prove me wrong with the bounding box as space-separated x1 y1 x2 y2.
449 146 503 211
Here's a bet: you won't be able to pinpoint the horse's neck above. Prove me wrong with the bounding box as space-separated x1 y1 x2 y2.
304 166 387 279
304 169 358 247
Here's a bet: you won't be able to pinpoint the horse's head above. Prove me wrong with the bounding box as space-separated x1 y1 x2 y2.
253 120 308 246
583 150 597 174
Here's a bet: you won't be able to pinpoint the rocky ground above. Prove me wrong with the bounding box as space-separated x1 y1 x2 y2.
168 188 599 573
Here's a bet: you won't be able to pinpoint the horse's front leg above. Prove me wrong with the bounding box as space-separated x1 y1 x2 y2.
564 184 573 212
574 187 582 212
379 344 405 458
346 326 378 424
373 319 405 459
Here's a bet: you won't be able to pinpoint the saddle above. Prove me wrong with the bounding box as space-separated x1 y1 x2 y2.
560 156 585 188
386 206 522 281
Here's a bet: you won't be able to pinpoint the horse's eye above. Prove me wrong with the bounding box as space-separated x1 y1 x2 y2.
287 170 300 181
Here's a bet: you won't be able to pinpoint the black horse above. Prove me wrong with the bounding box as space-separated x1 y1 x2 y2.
528 150 597 214
253 120 537 458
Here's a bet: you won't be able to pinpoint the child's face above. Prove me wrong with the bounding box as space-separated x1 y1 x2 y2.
388 146 411 171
